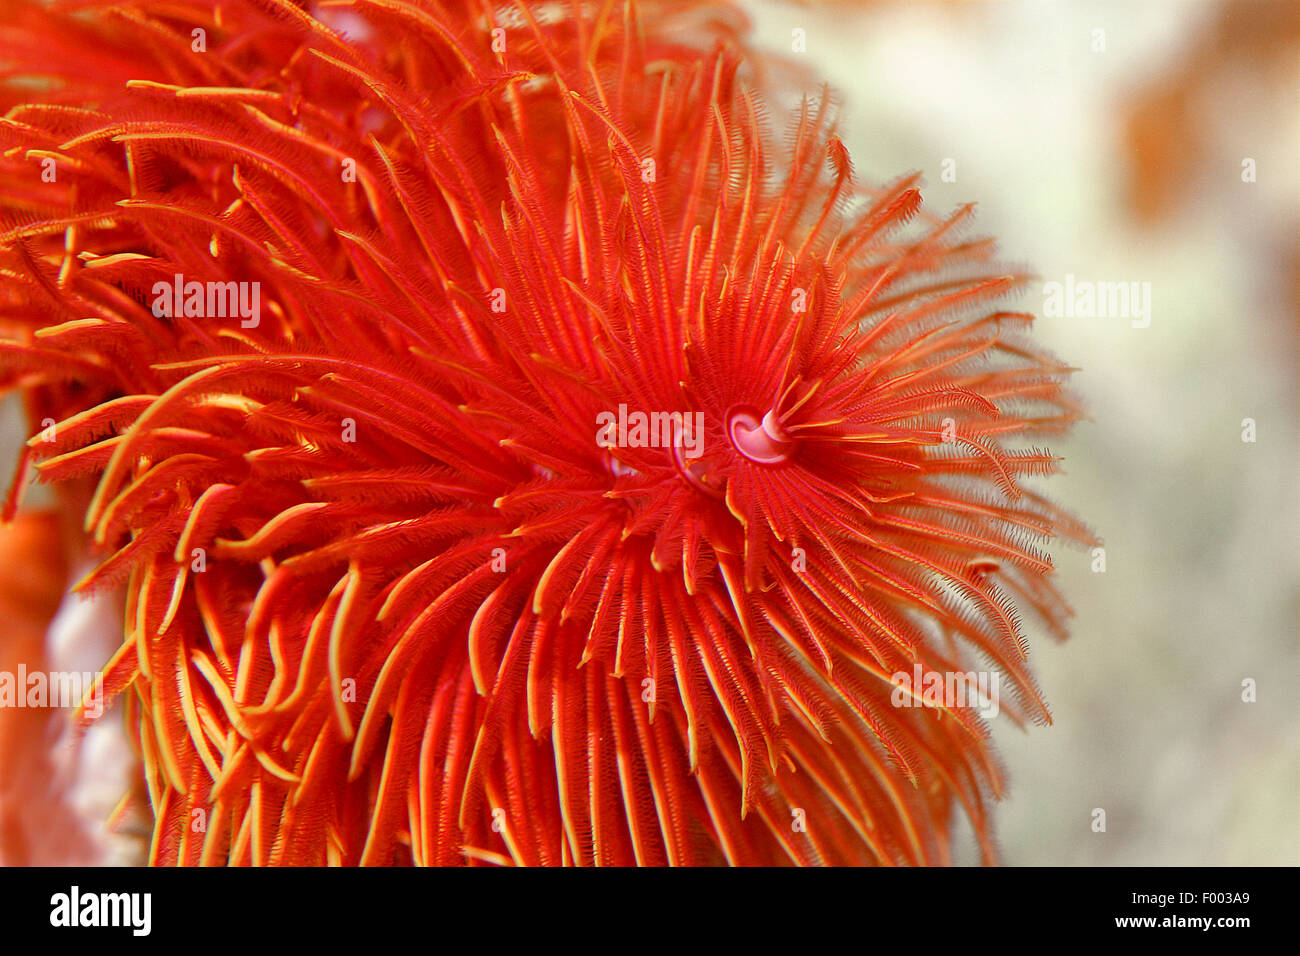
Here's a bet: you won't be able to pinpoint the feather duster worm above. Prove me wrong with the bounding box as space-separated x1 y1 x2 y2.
0 0 1094 865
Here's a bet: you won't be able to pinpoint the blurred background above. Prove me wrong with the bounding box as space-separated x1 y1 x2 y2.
744 0 1299 864
1 0 1296 866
